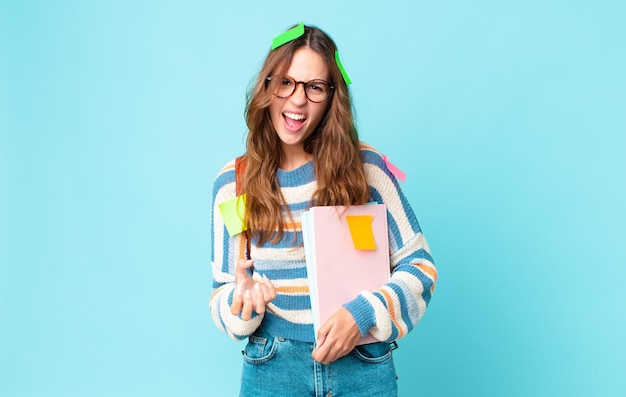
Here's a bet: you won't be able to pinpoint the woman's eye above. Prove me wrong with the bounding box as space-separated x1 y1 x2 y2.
281 79 293 86
308 84 325 92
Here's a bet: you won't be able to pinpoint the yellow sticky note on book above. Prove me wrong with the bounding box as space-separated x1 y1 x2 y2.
346 215 376 250
218 194 247 236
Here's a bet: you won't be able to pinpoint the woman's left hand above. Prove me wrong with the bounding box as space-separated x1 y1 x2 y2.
230 259 277 321
311 307 361 364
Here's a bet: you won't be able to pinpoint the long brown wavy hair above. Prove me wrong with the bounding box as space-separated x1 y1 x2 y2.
243 24 369 245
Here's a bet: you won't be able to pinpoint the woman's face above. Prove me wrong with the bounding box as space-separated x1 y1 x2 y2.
269 47 330 157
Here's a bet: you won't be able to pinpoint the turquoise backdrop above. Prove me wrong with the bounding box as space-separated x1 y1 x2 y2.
1 1 625 396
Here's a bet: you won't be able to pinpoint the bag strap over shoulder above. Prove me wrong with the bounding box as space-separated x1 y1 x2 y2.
235 155 247 196
234 155 251 260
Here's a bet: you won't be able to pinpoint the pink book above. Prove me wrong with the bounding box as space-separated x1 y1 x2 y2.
302 204 390 345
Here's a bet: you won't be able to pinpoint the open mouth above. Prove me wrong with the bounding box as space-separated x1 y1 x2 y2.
283 112 307 131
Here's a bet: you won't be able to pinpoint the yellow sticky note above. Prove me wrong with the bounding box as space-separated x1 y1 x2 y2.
218 194 247 236
346 215 376 250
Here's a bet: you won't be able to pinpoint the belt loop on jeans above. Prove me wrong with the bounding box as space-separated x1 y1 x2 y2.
389 341 398 351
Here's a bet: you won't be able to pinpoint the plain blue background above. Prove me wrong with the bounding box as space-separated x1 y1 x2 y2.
1 1 625 396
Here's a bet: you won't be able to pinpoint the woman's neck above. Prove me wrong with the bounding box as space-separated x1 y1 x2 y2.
280 150 312 171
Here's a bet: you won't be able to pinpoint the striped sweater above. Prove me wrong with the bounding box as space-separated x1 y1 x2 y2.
210 144 437 343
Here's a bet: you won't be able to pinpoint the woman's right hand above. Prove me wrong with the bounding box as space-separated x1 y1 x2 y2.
230 259 277 321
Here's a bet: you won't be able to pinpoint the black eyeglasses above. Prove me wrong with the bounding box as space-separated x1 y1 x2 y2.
266 75 335 103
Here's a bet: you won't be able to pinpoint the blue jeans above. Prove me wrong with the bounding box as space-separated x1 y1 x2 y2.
240 331 398 397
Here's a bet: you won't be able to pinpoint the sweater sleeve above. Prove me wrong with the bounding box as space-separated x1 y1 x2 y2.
209 160 264 341
343 146 438 342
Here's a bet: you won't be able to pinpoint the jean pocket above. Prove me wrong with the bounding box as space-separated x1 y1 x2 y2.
242 334 279 365
353 342 393 364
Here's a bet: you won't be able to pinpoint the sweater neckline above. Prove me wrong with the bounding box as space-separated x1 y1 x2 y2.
276 160 314 186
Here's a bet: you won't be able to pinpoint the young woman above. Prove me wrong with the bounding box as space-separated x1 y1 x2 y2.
210 24 437 396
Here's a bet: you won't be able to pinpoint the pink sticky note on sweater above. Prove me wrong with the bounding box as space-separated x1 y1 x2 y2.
383 155 406 182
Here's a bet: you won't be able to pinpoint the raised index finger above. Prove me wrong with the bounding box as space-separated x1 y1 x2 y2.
235 259 254 281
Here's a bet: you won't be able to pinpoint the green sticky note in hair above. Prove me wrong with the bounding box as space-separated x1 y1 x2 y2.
271 22 305 50
335 50 352 85
218 194 247 236
346 215 376 250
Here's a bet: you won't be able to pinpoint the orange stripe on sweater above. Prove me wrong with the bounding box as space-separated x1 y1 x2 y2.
282 220 302 231
416 263 438 282
210 284 228 301
380 289 404 338
416 263 438 293
276 286 310 294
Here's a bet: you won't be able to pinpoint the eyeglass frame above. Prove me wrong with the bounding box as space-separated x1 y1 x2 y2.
265 75 335 103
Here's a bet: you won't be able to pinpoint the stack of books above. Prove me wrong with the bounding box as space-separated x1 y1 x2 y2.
302 204 390 345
